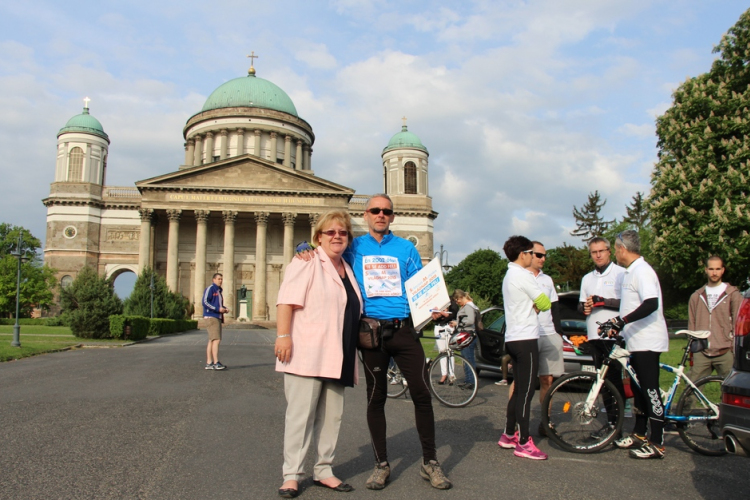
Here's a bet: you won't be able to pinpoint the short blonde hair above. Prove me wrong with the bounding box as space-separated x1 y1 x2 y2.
313 210 354 247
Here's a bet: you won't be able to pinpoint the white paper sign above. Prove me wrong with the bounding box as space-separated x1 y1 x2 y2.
405 258 451 331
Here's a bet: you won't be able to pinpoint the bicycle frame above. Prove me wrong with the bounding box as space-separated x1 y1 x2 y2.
596 336 720 423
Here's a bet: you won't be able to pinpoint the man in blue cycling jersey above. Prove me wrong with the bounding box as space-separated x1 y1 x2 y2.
349 194 451 491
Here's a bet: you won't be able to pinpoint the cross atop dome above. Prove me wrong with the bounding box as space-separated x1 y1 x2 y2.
247 51 259 76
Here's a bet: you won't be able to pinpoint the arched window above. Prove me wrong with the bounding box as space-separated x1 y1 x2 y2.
404 161 417 194
68 147 84 182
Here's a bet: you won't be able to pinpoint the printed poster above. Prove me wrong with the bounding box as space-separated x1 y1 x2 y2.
405 258 451 331
362 255 402 297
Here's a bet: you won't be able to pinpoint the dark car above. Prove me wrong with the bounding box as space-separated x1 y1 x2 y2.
720 291 750 457
474 291 594 377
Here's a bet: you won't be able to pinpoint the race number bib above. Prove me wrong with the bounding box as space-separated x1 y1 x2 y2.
363 255 402 297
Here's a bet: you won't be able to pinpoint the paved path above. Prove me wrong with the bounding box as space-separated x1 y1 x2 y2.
1 329 748 499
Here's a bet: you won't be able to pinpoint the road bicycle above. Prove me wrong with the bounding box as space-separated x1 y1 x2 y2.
387 334 479 408
541 327 725 455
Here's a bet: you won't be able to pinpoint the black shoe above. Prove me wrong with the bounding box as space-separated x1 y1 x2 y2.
458 382 475 390
278 487 299 498
313 480 354 492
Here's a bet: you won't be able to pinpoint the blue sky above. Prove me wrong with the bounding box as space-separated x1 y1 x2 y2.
1 0 748 295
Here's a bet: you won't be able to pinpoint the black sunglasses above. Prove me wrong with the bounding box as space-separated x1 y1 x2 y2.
367 208 394 216
533 252 546 259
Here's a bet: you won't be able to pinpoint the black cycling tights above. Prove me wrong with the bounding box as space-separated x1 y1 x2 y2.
630 350 665 445
361 326 436 464
505 339 539 445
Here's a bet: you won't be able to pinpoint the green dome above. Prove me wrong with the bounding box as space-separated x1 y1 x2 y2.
201 73 298 117
383 125 427 154
58 107 109 141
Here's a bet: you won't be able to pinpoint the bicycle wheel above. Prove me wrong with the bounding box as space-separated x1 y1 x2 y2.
386 363 408 398
542 372 624 453
675 375 726 456
428 352 478 407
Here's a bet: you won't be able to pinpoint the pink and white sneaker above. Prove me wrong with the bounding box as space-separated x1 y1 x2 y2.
498 431 519 449
513 437 548 460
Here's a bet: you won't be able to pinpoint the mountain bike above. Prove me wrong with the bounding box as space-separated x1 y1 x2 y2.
386 334 479 408
541 327 725 455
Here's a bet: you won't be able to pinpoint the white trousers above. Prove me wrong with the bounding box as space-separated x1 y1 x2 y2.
282 373 345 481
434 324 455 376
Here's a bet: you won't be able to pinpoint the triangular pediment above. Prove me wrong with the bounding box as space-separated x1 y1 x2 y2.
136 155 354 195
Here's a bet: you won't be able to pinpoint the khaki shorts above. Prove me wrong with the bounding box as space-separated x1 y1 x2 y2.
538 333 564 377
205 317 222 341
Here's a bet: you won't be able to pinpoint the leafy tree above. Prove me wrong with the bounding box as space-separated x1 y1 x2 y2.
124 267 190 320
543 244 591 292
623 192 649 230
0 223 41 261
61 267 123 338
0 224 57 317
650 9 750 290
571 191 615 242
444 249 508 306
0 258 58 317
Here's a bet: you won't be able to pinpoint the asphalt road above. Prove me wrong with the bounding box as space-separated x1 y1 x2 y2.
1 329 748 500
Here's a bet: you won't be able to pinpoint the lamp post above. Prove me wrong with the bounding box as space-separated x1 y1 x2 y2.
150 272 155 319
10 231 26 348
435 244 452 272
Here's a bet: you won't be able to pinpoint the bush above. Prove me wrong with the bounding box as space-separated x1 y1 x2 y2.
61 267 123 338
0 318 48 325
109 315 198 339
44 316 67 326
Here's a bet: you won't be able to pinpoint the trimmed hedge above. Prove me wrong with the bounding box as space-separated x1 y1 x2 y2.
0 318 49 326
109 315 198 340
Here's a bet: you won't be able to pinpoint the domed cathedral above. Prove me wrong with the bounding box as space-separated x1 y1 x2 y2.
43 61 437 322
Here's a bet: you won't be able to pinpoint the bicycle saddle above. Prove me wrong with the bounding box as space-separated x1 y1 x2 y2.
675 329 711 339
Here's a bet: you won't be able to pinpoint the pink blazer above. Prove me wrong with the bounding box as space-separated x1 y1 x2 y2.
275 247 363 383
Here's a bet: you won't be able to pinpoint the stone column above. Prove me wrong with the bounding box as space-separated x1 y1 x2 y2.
222 211 238 319
236 128 245 156
309 213 319 241
193 210 210 318
193 135 203 166
219 129 228 160
138 208 153 273
204 132 214 163
283 135 292 167
253 212 269 321
166 209 182 293
269 132 277 163
295 140 303 170
185 139 195 166
282 212 297 266
253 129 261 156
306 147 312 171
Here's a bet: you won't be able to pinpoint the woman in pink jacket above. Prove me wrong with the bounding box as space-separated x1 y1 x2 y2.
275 210 363 498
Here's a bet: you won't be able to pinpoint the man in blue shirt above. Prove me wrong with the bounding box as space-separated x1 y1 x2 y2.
203 273 229 370
347 194 451 491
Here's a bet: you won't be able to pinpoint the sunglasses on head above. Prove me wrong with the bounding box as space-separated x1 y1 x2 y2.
521 249 534 254
367 207 394 216
533 252 546 259
321 230 348 237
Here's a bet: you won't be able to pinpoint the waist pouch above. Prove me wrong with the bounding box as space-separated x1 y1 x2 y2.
359 317 381 349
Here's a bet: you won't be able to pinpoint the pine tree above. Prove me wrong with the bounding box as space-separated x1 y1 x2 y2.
124 267 190 320
650 9 750 289
570 191 615 242
623 192 649 230
61 267 123 338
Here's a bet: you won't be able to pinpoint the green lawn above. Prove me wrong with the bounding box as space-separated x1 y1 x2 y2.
0 325 130 362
